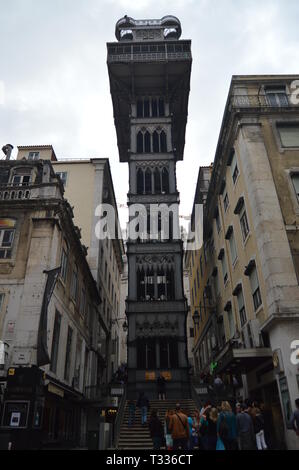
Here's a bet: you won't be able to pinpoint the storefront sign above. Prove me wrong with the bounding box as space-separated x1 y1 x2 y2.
161 371 172 381
145 371 156 381
48 383 64 398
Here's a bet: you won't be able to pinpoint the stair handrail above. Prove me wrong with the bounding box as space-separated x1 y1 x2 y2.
113 385 127 449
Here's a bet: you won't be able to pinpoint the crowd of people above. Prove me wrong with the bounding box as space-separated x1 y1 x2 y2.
127 394 299 451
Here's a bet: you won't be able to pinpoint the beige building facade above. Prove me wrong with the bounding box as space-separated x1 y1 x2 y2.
187 75 299 450
0 156 107 448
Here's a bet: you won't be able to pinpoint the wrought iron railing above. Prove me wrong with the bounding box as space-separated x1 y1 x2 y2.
230 93 299 109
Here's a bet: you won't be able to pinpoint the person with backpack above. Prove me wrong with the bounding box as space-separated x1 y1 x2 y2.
168 404 190 450
148 409 164 450
253 407 268 450
290 399 299 438
199 408 210 450
217 401 237 450
136 391 150 425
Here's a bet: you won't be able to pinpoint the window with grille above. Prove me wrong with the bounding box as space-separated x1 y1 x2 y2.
266 87 288 107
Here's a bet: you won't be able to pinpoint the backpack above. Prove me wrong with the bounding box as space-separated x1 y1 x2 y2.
219 413 229 440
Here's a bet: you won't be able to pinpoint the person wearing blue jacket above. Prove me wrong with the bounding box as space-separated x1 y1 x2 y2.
217 401 238 450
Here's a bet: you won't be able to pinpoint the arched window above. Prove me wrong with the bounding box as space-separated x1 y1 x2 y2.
154 168 161 193
144 131 151 153
160 131 167 152
137 168 144 194
153 131 159 153
137 131 144 153
162 167 169 193
145 168 152 194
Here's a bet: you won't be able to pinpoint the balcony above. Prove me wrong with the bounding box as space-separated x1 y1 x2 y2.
230 93 299 110
0 182 61 201
213 340 273 375
107 41 191 64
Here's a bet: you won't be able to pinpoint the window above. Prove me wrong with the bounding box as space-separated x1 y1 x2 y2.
136 97 165 118
0 219 16 259
249 267 262 311
228 231 238 264
291 174 299 201
50 311 61 373
220 253 228 284
80 288 86 316
70 265 78 302
223 193 229 212
60 248 68 282
190 328 194 338
196 268 200 290
231 152 239 184
56 172 67 186
277 123 299 147
240 208 250 241
237 290 247 327
266 87 288 107
247 323 254 348
12 174 31 186
215 209 221 233
64 326 73 381
227 307 235 340
28 151 40 160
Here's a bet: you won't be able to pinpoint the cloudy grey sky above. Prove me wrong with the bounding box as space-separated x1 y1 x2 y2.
1 0 299 228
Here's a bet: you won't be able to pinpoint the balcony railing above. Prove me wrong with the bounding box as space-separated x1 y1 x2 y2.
230 93 299 110
107 42 191 64
0 187 31 201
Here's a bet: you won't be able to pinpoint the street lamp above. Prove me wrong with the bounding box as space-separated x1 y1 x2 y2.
193 310 200 327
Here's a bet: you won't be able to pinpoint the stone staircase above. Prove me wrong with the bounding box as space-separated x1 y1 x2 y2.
117 398 199 450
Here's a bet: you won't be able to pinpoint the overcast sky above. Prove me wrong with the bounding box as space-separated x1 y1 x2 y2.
1 0 299 229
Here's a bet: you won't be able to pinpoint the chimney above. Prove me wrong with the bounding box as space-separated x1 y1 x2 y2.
2 144 14 160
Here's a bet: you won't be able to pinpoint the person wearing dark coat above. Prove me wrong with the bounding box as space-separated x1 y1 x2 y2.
157 374 166 400
148 409 164 450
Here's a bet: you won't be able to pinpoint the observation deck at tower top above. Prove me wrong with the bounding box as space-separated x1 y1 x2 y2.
107 15 192 162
